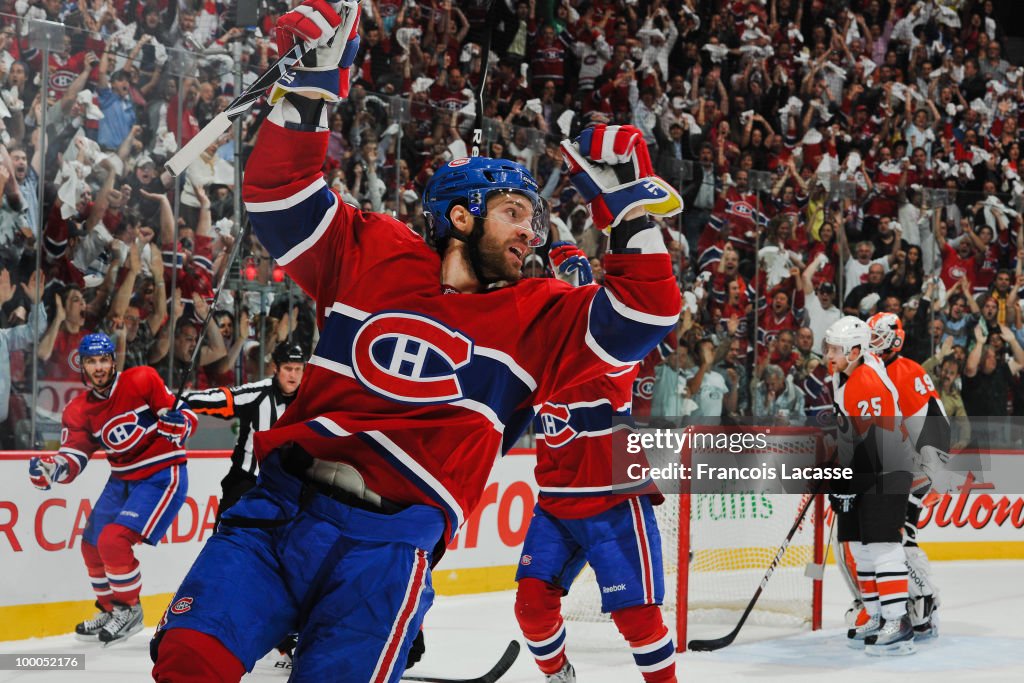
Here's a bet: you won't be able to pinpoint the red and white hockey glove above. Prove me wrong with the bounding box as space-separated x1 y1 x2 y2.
560 124 683 233
271 0 361 103
549 242 594 287
28 454 71 491
157 409 192 447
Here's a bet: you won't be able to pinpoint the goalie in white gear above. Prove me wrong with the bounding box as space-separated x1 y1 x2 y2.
823 316 918 656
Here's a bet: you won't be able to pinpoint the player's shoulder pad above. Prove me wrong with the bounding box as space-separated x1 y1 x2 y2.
123 364 164 389
352 207 439 257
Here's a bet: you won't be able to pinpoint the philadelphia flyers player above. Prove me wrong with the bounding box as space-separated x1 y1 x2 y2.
516 244 675 683
823 316 918 656
859 312 948 639
151 1 682 681
28 333 195 646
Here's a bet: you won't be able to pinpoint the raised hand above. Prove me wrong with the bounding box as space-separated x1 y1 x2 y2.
271 0 362 103
0 268 13 305
22 270 45 304
559 124 683 232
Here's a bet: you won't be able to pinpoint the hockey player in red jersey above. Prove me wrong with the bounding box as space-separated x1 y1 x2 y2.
515 244 675 683
28 333 195 646
151 1 682 681
823 317 918 656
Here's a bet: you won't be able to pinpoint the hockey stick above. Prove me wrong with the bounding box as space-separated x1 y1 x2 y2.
173 222 248 402
469 1 496 157
402 640 519 683
165 1 360 176
687 489 822 652
165 43 304 176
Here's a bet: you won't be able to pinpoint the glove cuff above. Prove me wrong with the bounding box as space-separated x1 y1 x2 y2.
268 93 330 132
609 216 658 253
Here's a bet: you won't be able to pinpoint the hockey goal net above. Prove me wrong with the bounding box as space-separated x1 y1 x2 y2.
562 426 825 650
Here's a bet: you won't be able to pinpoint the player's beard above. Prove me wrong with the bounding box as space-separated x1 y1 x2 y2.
466 218 523 286
83 365 116 395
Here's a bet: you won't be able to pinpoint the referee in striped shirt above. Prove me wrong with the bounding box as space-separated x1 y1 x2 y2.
184 342 307 517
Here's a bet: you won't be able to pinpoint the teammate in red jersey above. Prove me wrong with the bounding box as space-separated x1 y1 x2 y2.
516 244 675 683
824 317 918 656
150 1 682 680
28 333 195 646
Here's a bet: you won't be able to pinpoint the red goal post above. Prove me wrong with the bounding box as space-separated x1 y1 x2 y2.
562 425 826 652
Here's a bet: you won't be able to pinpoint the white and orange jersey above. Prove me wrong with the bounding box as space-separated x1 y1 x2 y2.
883 355 949 453
833 353 901 434
831 353 916 473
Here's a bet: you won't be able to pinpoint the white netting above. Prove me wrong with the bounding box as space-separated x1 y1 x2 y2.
562 430 823 633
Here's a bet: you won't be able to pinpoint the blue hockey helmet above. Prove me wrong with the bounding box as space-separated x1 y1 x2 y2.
78 333 115 359
423 156 549 247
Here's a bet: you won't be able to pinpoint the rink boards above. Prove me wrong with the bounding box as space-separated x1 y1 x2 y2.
1 449 1023 641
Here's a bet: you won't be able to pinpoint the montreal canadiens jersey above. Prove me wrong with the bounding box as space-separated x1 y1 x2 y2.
534 366 658 519
883 355 950 453
631 334 676 425
58 366 197 481
831 353 915 475
242 121 681 542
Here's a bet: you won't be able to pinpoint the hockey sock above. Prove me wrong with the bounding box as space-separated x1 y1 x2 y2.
81 541 114 612
611 605 676 683
152 628 246 683
850 542 879 617
97 524 145 606
515 578 568 675
871 542 910 620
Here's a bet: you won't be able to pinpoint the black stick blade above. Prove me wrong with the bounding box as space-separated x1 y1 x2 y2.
402 640 520 683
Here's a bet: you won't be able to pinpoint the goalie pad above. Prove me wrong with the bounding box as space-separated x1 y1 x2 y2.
836 540 862 603
905 545 937 601
917 444 956 494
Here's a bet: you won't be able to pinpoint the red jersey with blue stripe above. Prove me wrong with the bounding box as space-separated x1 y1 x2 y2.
631 334 676 425
58 366 197 481
242 121 681 543
534 367 658 519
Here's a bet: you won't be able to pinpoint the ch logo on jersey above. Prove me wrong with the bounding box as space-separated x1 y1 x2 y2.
352 312 474 403
170 597 193 614
634 374 655 400
50 70 77 91
539 404 577 448
100 410 149 452
68 349 82 373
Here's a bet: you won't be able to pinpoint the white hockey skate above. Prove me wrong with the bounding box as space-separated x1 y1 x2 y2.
98 602 144 647
74 602 113 641
545 661 576 683
864 614 916 656
846 612 880 649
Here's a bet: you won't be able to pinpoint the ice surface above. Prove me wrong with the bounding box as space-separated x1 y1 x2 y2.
0 560 1021 682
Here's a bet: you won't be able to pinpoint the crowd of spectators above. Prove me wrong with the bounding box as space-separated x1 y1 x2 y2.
0 0 1022 449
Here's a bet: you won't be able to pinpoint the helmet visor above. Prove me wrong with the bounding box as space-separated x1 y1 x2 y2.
480 189 550 248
